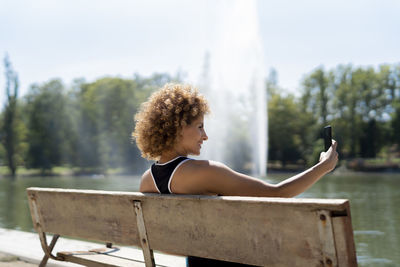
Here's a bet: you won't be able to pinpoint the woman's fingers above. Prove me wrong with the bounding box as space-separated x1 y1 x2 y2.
330 139 337 151
319 140 339 172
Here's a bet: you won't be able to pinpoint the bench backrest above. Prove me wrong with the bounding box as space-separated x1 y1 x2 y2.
27 187 357 266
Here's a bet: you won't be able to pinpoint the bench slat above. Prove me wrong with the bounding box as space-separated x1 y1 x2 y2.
27 188 357 266
57 251 146 267
332 215 357 266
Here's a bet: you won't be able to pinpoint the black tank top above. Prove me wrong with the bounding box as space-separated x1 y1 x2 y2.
150 156 258 267
151 156 191 194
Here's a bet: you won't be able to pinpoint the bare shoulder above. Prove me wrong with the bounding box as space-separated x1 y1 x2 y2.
180 159 229 173
141 169 151 181
173 159 276 196
139 169 158 193
171 159 239 195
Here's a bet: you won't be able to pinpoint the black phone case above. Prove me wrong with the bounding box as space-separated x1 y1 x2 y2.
324 126 332 151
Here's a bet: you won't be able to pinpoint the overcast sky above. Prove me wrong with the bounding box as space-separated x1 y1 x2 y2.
1 0 399 106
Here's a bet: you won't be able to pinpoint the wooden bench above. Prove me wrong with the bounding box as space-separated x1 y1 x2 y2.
27 187 357 266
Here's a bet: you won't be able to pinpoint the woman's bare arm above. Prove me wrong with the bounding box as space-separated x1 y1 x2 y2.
172 140 338 197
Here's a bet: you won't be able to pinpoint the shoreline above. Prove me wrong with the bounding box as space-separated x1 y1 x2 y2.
268 159 400 174
1 159 400 178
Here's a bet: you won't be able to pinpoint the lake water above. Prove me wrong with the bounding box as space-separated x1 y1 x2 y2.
0 172 399 266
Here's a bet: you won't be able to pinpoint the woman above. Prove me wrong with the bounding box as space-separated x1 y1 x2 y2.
132 83 338 266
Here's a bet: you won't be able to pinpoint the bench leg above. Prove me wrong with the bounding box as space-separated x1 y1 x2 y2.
30 193 63 265
133 201 155 267
39 234 60 267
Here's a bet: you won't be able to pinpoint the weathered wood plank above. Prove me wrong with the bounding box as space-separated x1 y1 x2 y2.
27 187 357 267
317 210 338 266
58 251 146 267
27 187 349 208
27 189 141 246
133 201 155 267
332 203 357 267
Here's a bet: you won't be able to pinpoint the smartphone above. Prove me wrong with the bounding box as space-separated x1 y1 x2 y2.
324 125 332 152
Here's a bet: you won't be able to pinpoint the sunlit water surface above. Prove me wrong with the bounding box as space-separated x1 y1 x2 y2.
0 173 399 266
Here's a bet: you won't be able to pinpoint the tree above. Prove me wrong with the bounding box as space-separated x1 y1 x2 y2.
74 73 175 173
391 102 400 146
301 66 330 126
25 79 71 172
1 54 19 177
380 64 400 146
268 90 305 166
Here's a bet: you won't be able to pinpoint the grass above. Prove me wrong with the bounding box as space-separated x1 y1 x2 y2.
364 158 400 165
0 166 128 177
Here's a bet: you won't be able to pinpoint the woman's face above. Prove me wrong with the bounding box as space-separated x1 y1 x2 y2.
178 116 208 156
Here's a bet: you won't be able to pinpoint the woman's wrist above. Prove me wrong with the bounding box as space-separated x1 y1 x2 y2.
315 160 334 175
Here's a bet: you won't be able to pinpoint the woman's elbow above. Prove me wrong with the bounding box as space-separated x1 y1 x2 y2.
270 185 297 198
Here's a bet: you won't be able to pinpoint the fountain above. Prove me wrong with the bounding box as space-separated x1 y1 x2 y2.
198 0 267 176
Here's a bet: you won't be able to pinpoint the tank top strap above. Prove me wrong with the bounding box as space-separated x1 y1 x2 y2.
151 156 192 194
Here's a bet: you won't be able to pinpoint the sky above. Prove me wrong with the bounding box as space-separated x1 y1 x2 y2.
1 0 400 106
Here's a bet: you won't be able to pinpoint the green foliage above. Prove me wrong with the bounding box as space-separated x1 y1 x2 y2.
24 79 72 172
302 63 400 162
301 66 330 125
1 60 400 173
267 85 316 166
391 101 400 145
267 63 400 167
16 73 167 173
10 73 176 174
75 77 145 171
268 91 300 165
0 54 25 177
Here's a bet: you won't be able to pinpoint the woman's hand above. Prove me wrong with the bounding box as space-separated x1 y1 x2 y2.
319 140 339 173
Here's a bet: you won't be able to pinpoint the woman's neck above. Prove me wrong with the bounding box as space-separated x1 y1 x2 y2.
159 150 187 164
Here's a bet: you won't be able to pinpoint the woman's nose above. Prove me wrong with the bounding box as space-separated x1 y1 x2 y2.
202 130 208 141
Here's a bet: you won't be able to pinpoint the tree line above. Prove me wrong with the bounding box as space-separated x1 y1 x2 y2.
1 55 400 176
268 64 400 168
0 56 181 176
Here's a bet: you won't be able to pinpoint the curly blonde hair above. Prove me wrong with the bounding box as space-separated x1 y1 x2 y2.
133 83 210 160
